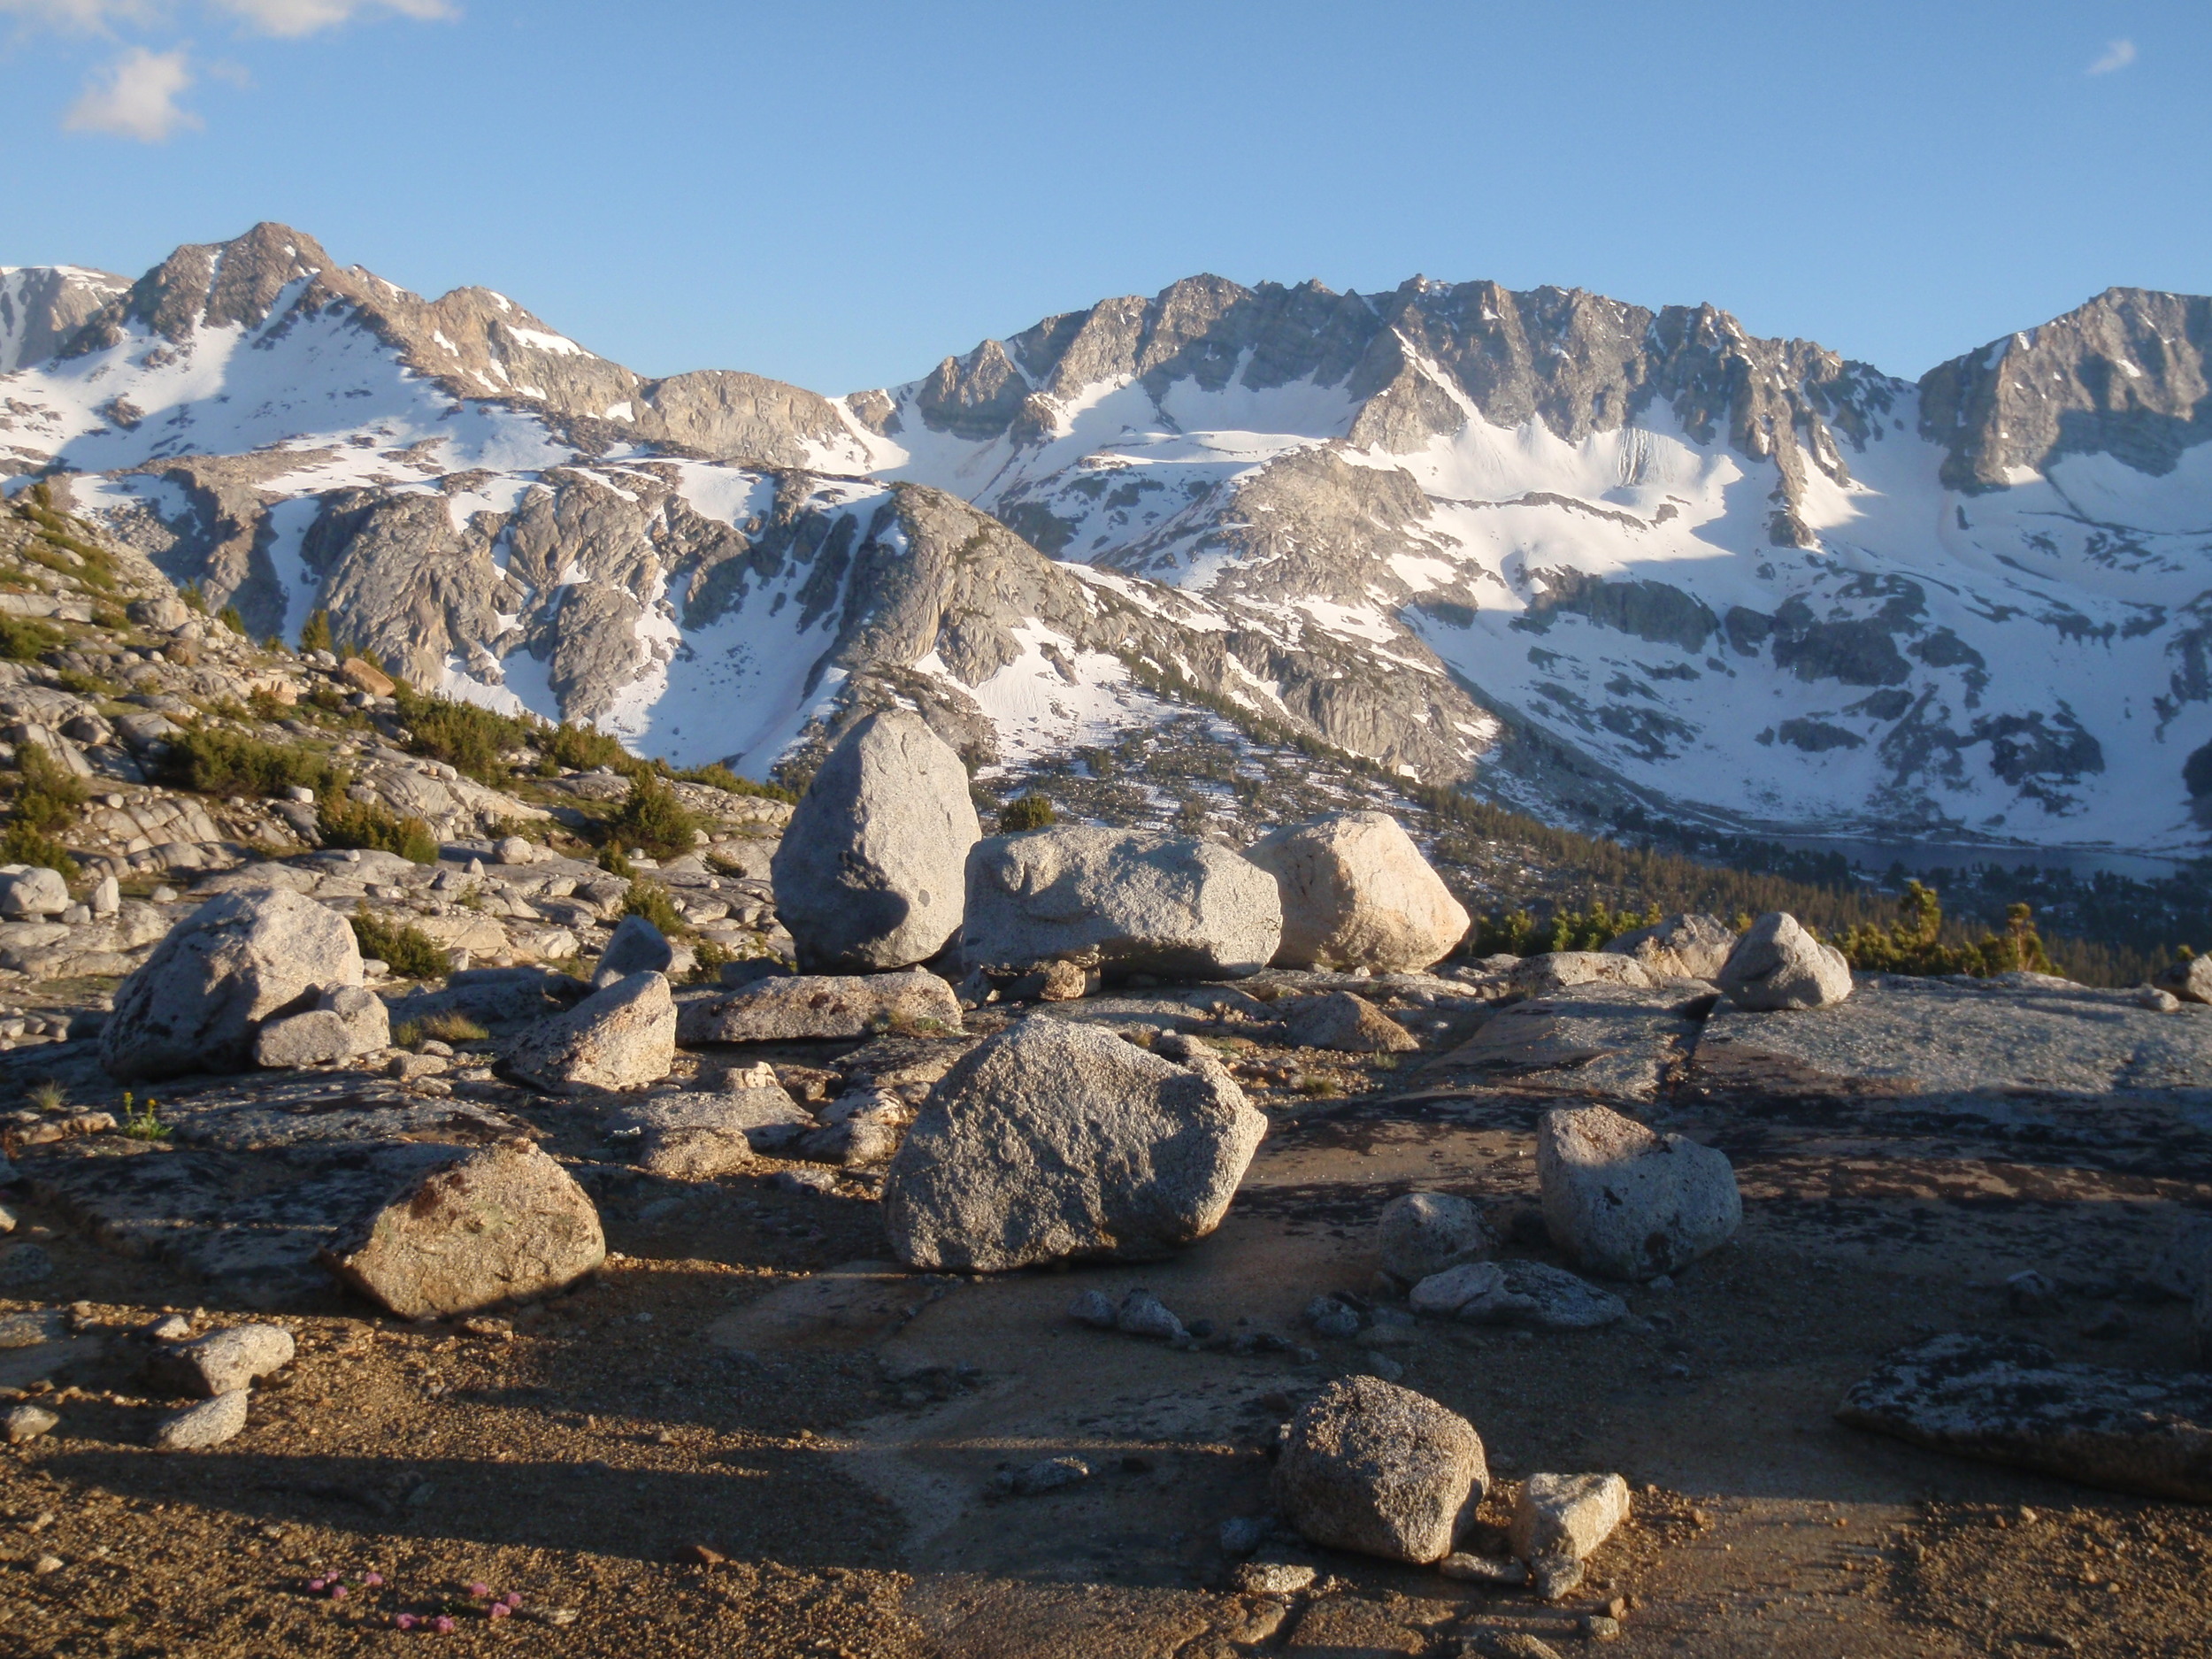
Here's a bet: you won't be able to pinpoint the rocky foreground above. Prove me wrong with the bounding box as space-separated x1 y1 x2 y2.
0 511 2210 1653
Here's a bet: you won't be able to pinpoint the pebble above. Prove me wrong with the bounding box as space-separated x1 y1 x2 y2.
992 1455 1092 1496
1304 1295 1361 1339
1067 1290 1118 1330
155 1389 250 1451
4 1404 58 1443
0 1204 14 1234
2007 1270 2062 1314
1233 1561 1316 1594
143 1312 193 1341
1439 1551 1527 1586
158 1324 295 1396
1116 1290 1187 1341
33 1554 62 1576
1219 1516 1266 1555
1581 1614 1623 1640
1363 1354 1406 1383
772 1169 838 1196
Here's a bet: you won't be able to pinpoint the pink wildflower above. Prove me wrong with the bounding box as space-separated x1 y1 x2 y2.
467 1581 491 1598
488 1603 511 1620
396 1613 416 1630
433 1616 455 1634
364 1571 385 1586
308 1578 327 1592
503 1592 523 1608
330 1585 348 1601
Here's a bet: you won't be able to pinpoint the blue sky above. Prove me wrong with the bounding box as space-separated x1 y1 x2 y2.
0 1 2204 392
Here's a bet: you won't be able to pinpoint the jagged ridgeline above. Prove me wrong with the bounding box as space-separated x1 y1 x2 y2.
3 224 2209 880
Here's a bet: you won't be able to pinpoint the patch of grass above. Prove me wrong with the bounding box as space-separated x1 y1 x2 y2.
391 1018 421 1051
27 1079 64 1113
688 936 732 983
179 583 208 615
623 879 687 937
999 793 1055 833
349 908 449 979
0 616 63 662
421 1010 489 1043
160 726 334 798
606 774 700 861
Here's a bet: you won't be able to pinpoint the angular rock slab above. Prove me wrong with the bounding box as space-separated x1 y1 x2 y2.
675 969 961 1043
319 1140 606 1318
1245 811 1469 972
1509 952 1653 996
961 826 1281 981
505 971 675 1094
254 985 389 1068
605 1086 811 1177
594 912 674 988
103 887 365 1081
882 1017 1265 1271
1272 1376 1489 1563
1424 983 1703 1104
771 708 980 973
2155 953 2212 1006
1838 1333 2212 1502
1604 913 1736 981
1718 911 1852 1010
1409 1261 1627 1330
1509 1471 1631 1566
1281 991 1419 1054
1538 1102 1740 1281
152 1324 295 1397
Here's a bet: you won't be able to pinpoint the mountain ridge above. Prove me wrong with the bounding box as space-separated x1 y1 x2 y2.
2 221 2208 856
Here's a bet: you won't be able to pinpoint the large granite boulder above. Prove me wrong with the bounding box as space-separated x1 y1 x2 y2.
1838 1333 2212 1502
675 969 962 1043
1272 1376 1489 1563
1245 811 1469 972
771 709 979 973
1717 912 1852 1010
319 1140 605 1318
504 972 675 1094
1604 913 1735 981
2154 953 2212 1006
961 827 1281 982
882 1017 1265 1271
0 864 69 918
102 888 365 1081
1538 1103 1740 1281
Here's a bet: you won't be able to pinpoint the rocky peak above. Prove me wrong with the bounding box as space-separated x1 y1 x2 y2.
1918 286 2212 490
0 265 129 373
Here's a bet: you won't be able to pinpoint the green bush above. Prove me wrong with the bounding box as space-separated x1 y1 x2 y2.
216 604 247 636
623 878 687 937
349 908 449 979
299 610 334 655
0 616 63 663
393 686 530 784
999 793 1056 833
161 726 334 798
598 845 637 879
542 721 632 774
179 583 208 615
11 741 88 833
0 822 76 879
1834 881 2056 978
606 774 700 861
319 789 440 864
1471 899 1660 958
672 761 795 803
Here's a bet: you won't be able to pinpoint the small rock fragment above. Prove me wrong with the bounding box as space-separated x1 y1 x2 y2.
1233 1560 1317 1594
1305 1295 1363 1339
1509 1471 1631 1586
4 1403 58 1444
1378 1191 1495 1283
1439 1550 1526 1585
1068 1290 1118 1330
992 1455 1092 1496
1218 1515 1266 1555
2007 1270 2062 1314
1280 992 1420 1054
1117 1289 1187 1341
1716 911 1852 1010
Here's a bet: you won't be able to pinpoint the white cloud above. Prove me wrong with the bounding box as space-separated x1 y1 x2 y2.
0 0 162 32
209 0 452 36
63 42 196 139
2087 38 2137 75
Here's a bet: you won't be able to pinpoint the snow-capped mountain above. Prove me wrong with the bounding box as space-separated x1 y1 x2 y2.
2 222 2208 856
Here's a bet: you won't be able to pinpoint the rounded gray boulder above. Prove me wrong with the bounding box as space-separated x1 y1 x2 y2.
1246 811 1468 972
102 887 365 1081
772 709 980 973
1537 1102 1740 1281
961 826 1282 981
882 1017 1266 1271
1272 1375 1489 1563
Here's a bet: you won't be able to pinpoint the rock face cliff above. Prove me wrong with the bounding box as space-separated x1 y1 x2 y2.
2 222 2209 852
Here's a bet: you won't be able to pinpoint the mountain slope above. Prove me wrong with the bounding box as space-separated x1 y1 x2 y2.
1 224 2208 854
